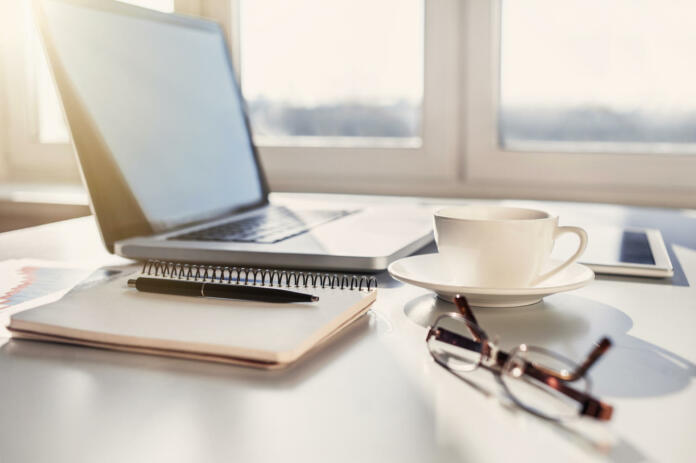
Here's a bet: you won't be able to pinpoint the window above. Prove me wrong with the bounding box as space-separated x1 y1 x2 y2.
2 0 694 206
464 0 696 205
30 0 427 148
2 0 456 186
240 0 423 147
2 0 75 181
500 0 696 154
35 33 70 144
230 0 458 186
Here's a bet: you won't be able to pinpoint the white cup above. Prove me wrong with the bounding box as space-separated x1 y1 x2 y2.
434 206 588 288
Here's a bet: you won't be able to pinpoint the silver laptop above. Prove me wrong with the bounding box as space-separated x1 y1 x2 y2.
36 0 432 271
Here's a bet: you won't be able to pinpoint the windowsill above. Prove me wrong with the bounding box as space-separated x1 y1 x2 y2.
0 182 88 205
0 183 90 233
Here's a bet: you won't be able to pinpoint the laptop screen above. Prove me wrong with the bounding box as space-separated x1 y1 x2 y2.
43 0 265 231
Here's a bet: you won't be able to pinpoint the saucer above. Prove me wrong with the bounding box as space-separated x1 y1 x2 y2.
387 254 594 307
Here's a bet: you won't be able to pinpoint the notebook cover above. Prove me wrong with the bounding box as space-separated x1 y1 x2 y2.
8 266 376 367
8 305 370 370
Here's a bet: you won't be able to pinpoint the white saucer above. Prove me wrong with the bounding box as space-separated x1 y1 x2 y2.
388 254 594 307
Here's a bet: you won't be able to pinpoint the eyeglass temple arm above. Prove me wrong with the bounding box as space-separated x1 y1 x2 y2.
454 295 481 340
454 294 611 373
523 361 614 421
455 293 612 382
534 337 612 382
429 327 483 354
574 337 612 378
455 293 610 375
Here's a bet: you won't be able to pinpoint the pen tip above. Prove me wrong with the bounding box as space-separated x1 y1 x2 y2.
311 296 320 302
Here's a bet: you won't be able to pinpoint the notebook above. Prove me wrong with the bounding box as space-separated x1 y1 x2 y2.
7 261 377 369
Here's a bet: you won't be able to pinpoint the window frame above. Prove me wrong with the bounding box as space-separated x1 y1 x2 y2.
462 0 696 196
1 0 78 182
2 0 461 187
1 0 695 207
224 0 460 189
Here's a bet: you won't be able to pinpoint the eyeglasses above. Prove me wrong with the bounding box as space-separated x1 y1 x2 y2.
426 295 614 422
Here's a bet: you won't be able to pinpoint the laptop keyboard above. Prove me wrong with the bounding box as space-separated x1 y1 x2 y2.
169 206 355 244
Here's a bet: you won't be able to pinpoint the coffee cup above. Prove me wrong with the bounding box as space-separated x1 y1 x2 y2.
433 206 587 288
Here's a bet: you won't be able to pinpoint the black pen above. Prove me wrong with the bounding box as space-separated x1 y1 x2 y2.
127 277 319 303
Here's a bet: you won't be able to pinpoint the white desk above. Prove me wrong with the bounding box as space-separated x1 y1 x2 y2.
1 194 695 462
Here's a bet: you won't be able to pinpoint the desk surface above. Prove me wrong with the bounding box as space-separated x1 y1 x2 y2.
1 194 695 463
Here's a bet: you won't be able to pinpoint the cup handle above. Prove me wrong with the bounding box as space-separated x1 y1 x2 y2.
532 226 588 286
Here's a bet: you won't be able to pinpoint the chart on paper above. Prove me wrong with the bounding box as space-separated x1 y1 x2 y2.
0 259 91 310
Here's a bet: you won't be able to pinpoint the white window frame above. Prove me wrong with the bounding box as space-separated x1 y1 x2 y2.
1 0 695 207
2 0 460 189
219 0 460 192
1 0 78 182
462 0 696 205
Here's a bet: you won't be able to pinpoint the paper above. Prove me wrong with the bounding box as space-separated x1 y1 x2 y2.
0 259 92 338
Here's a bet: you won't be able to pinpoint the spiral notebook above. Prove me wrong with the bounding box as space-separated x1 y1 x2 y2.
7 261 377 369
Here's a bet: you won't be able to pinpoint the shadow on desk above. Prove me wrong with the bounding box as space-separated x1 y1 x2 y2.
404 293 696 399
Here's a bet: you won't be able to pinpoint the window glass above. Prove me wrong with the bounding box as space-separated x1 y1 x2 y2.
500 0 696 153
240 0 424 146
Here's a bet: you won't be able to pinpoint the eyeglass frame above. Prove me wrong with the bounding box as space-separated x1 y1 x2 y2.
426 295 614 421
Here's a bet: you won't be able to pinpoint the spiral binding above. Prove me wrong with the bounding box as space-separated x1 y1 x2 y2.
140 259 377 291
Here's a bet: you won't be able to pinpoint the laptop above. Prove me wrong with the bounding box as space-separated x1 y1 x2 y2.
35 0 432 271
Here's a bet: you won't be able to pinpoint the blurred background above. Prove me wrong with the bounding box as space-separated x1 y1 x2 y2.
1 0 695 231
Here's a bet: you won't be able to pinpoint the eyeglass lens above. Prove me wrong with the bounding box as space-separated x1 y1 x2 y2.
500 346 590 421
427 315 486 372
